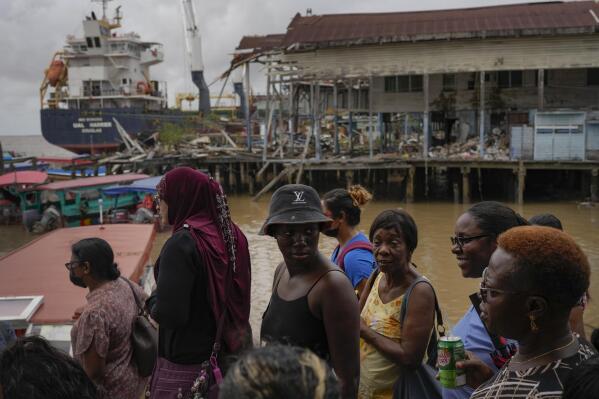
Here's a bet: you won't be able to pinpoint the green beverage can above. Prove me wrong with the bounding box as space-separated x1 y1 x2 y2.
438 336 466 389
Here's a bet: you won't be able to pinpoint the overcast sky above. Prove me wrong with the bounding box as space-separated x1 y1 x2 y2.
0 0 551 135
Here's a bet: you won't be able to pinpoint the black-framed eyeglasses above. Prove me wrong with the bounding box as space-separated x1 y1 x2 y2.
65 260 84 271
450 234 490 248
479 267 522 303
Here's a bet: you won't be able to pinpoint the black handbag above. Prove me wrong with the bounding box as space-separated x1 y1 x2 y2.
122 277 158 377
392 277 444 399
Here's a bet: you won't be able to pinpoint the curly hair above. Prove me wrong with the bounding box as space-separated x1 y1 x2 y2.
0 336 97 399
497 226 590 309
467 201 529 237
322 185 372 227
218 345 340 399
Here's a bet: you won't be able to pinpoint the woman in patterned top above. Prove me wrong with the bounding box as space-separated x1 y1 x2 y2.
357 209 436 399
68 237 148 399
459 226 596 399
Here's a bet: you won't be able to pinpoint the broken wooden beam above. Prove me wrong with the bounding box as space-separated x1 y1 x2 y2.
252 165 295 202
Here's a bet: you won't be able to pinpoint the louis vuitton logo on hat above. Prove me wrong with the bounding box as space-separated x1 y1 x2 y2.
292 191 306 204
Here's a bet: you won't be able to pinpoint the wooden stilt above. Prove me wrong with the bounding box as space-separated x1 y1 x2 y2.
229 163 236 193
240 162 247 191
248 167 255 196
592 168 599 202
346 170 354 190
252 166 295 201
453 182 460 203
406 167 415 203
462 167 471 203
517 162 526 205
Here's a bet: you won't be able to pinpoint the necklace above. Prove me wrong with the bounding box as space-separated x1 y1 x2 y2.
510 335 577 366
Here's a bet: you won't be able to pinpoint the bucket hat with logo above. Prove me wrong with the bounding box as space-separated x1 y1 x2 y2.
259 184 332 236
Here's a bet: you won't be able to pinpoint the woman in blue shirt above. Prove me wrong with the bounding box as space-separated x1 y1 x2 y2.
322 185 375 297
445 201 528 399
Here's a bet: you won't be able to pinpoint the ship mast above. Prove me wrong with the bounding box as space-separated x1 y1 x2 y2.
91 0 113 20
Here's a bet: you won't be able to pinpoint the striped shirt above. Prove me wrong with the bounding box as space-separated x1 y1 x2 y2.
470 341 596 399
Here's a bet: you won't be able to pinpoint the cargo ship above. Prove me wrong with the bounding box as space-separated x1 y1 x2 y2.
39 0 213 154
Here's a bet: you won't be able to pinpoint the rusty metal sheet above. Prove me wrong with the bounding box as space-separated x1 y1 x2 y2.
282 1 599 49
236 34 285 51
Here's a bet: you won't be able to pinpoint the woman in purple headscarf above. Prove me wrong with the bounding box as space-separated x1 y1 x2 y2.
145 167 252 399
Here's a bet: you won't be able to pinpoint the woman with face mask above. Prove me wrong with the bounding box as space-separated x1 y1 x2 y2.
322 185 375 298
260 184 360 399
68 237 148 399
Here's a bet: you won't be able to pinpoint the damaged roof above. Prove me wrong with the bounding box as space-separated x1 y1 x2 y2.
236 34 285 52
282 1 599 50
231 34 285 68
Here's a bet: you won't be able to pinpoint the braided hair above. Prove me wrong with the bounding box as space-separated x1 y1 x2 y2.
219 345 339 399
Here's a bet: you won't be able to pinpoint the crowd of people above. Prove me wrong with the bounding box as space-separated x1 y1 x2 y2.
0 166 597 399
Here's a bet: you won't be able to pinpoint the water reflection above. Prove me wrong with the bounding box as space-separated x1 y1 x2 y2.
152 199 599 339
2 199 597 339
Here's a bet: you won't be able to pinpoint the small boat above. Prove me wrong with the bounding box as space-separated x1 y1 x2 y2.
19 173 149 230
0 171 49 224
0 224 155 351
102 175 162 224
38 156 106 179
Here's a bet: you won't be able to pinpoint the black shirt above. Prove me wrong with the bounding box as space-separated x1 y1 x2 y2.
147 229 216 364
261 270 340 360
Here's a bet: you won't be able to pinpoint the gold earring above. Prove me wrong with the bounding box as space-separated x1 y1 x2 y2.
529 315 539 333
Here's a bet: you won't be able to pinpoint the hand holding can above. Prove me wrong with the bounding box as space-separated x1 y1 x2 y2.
438 336 466 389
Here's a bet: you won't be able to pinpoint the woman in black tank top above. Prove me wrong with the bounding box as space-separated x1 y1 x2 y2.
259 184 360 399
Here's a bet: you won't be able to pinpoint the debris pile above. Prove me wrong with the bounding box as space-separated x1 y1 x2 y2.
395 129 510 161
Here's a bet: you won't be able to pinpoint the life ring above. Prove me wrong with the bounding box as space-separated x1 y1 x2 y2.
136 81 151 95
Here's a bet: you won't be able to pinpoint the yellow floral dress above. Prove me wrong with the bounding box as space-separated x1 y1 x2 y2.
358 273 404 399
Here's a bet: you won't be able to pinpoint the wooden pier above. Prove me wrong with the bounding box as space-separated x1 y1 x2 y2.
2 152 598 204
103 156 599 204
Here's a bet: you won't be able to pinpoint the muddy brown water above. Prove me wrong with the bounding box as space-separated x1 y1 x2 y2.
1 198 597 339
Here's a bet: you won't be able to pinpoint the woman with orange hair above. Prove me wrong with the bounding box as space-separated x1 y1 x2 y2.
460 226 596 398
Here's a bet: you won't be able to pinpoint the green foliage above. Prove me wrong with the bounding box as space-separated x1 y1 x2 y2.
158 123 193 148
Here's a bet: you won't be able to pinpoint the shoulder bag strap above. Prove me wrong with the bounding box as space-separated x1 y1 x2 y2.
121 277 146 316
359 267 380 311
399 277 445 337
337 241 374 270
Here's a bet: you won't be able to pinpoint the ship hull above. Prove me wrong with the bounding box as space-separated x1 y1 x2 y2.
40 108 191 154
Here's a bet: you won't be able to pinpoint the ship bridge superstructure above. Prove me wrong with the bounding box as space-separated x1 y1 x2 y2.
40 7 167 111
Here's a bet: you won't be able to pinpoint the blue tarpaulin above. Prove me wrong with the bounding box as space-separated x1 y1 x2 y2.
102 176 162 196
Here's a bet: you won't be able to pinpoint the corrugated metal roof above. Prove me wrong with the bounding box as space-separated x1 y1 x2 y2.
236 34 285 51
283 1 599 49
37 173 149 191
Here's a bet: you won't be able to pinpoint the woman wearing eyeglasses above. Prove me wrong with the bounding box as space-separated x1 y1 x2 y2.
67 238 149 399
459 226 595 398
444 201 528 399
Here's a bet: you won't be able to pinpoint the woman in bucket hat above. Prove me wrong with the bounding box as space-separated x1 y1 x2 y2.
260 184 360 399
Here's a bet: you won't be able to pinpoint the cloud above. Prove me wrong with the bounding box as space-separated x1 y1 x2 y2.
0 0 551 135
